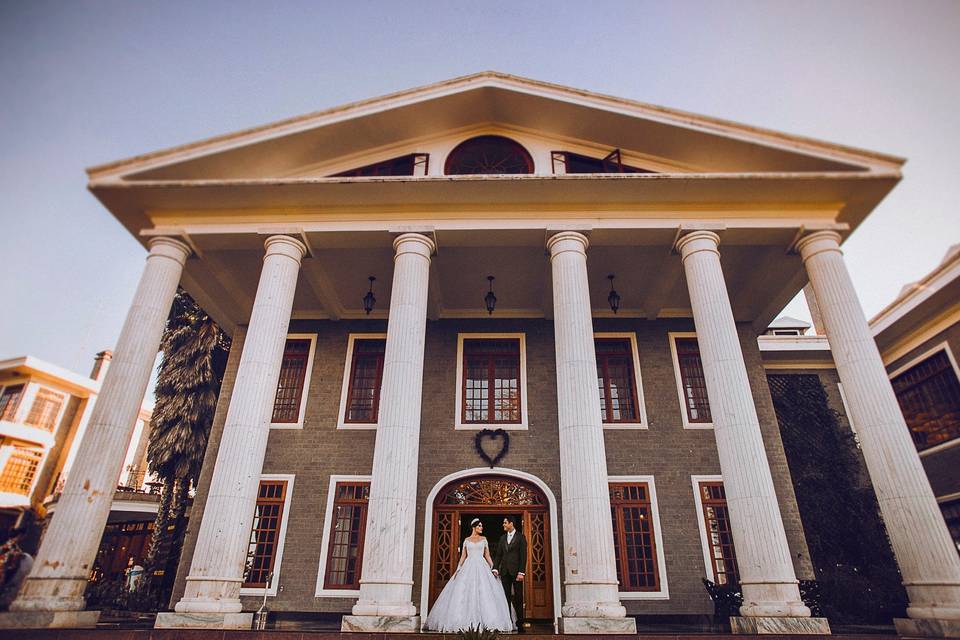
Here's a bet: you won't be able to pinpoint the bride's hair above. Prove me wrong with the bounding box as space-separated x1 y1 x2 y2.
470 518 482 529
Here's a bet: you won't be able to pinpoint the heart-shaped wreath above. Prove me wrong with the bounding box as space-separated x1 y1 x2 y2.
474 428 510 468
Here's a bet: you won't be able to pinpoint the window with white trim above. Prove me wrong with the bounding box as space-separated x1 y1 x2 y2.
455 334 528 430
24 388 64 431
270 335 316 427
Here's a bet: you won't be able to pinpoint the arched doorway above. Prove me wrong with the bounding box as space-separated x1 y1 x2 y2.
425 472 555 622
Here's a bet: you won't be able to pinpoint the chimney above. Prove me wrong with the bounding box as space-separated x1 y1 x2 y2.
90 350 113 382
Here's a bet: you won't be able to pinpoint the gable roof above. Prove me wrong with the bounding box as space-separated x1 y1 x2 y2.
87 71 904 183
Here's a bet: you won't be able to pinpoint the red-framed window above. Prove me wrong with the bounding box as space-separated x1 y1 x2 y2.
596 338 640 423
323 481 370 590
891 350 960 451
272 338 312 423
0 446 43 495
0 385 24 421
675 337 712 424
345 339 386 424
461 338 521 424
332 153 428 177
243 480 288 588
609 482 661 591
697 481 740 585
24 388 64 431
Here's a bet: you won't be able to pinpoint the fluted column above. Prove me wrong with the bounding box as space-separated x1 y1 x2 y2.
342 233 434 634
548 232 635 635
798 231 960 636
677 231 824 634
158 235 306 629
1 237 190 629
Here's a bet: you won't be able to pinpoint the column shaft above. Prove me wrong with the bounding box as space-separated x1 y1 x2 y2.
547 232 633 633
171 235 305 619
798 231 960 622
347 233 434 625
677 231 809 618
11 237 189 613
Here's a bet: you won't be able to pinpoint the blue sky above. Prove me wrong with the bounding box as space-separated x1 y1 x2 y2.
1 1 958 377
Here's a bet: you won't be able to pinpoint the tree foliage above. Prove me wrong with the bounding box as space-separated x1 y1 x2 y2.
768 373 907 623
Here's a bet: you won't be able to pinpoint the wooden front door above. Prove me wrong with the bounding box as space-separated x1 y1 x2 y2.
429 475 553 621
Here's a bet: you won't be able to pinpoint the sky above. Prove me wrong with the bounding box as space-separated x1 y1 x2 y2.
1 1 959 379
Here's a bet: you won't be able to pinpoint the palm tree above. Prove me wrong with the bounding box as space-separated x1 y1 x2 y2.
140 288 230 605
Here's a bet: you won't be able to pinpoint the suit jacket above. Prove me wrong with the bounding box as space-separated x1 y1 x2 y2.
494 530 527 576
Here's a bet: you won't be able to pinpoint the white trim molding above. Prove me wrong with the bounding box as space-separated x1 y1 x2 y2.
239 473 295 597
690 474 725 584
454 333 529 430
419 467 561 626
269 333 317 430
608 474 669 600
668 332 714 430
314 474 372 598
336 333 388 430
595 332 648 429
887 341 960 458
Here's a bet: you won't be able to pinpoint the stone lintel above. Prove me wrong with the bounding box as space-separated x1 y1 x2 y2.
558 616 638 634
895 617 960 638
730 615 831 635
341 614 420 633
154 611 253 629
0 609 100 629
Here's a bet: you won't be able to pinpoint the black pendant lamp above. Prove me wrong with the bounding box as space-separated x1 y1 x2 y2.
485 276 497 315
363 276 376 315
607 274 621 314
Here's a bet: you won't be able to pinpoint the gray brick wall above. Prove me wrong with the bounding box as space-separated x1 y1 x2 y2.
172 317 815 618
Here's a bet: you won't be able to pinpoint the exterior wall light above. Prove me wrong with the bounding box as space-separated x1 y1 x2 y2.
607 274 620 314
485 276 497 315
363 276 376 315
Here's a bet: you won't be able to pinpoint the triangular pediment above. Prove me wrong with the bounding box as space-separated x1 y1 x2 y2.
88 72 902 183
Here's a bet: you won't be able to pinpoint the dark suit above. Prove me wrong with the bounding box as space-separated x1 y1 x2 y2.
493 530 527 628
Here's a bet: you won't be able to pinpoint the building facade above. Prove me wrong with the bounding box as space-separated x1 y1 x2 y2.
3 73 959 636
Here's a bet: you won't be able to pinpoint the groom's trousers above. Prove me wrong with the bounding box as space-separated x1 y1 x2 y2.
500 572 524 628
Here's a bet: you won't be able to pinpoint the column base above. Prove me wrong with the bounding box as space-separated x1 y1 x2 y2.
341 614 420 632
730 616 831 634
895 617 960 638
0 609 100 629
155 611 253 629
557 616 637 634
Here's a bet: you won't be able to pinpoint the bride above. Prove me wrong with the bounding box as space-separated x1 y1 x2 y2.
424 518 515 632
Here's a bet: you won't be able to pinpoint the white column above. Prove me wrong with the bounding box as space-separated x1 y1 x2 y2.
159 235 305 629
677 231 817 630
343 233 434 633
798 231 960 633
3 237 189 628
547 232 635 635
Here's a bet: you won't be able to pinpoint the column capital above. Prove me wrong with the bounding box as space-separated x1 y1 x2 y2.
263 234 307 263
675 230 720 260
147 236 192 265
795 230 843 262
392 232 435 258
546 231 589 259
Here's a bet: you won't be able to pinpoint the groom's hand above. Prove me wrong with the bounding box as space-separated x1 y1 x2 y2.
516 572 525 582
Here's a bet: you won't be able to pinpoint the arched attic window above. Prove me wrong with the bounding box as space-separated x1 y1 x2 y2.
444 135 534 175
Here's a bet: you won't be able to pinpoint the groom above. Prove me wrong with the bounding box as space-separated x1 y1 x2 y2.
492 516 527 633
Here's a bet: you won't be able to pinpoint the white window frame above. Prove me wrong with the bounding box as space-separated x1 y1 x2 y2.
668 332 714 429
691 474 729 583
0 379 30 423
887 341 960 457
336 333 388 430
608 474 669 600
239 473 295 597
23 384 68 433
269 333 317 430
315 474 372 597
595 332 648 429
454 333 528 430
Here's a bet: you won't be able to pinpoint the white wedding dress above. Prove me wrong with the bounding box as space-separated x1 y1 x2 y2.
424 537 515 632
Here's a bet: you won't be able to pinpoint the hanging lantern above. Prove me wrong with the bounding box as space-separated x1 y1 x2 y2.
363 276 376 315
485 276 497 315
607 274 621 314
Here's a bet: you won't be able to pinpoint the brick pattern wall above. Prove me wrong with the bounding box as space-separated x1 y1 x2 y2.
172 317 815 617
